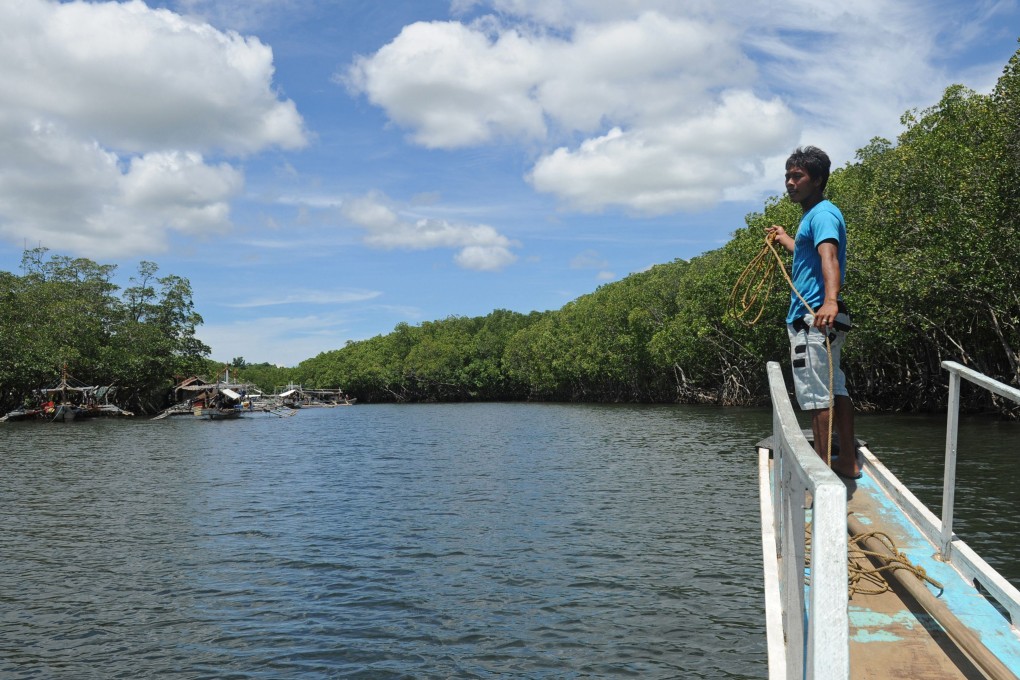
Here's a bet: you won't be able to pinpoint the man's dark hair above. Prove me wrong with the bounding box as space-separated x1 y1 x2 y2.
786 146 831 192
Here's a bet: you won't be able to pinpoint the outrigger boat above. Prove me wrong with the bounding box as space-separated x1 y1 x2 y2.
192 387 247 420
758 360 1020 679
275 385 356 408
153 370 300 420
0 368 133 422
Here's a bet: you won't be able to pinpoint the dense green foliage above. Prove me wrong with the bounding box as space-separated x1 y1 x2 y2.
0 250 209 414
230 358 298 396
291 47 1020 413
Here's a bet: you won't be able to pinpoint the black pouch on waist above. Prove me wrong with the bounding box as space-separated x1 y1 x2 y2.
835 300 852 332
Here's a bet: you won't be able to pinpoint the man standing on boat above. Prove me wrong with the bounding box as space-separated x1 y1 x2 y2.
766 146 860 479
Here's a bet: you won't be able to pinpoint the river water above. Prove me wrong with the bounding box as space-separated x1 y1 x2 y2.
1 404 1017 679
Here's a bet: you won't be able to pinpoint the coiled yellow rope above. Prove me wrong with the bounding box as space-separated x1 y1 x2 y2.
728 233 784 326
846 527 944 597
805 520 945 598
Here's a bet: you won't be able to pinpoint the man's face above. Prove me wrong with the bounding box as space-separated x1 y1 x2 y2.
785 166 823 205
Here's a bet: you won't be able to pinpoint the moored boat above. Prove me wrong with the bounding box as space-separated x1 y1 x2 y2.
274 385 356 408
192 387 246 420
758 360 1020 679
193 405 243 420
154 377 295 420
45 402 87 422
1 367 134 422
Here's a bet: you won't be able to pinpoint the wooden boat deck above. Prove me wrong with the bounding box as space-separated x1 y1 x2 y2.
760 361 1020 679
842 466 987 679
768 444 1020 679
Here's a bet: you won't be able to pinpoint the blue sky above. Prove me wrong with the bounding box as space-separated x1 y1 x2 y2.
1 0 1018 366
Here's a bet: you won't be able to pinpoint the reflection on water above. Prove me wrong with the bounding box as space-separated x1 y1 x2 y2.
1 404 1016 678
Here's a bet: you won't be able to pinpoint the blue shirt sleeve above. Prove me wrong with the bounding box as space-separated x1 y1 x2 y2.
811 211 840 247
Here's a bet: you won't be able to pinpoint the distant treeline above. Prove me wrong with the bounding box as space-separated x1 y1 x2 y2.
6 48 1020 416
284 47 1020 414
0 251 209 414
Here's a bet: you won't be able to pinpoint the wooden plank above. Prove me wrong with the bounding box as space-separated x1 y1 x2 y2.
847 556 985 679
844 466 1020 679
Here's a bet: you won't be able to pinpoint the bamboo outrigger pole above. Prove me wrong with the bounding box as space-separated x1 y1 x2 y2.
847 514 1019 680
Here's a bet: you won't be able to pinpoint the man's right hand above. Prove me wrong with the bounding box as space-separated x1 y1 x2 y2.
765 225 793 252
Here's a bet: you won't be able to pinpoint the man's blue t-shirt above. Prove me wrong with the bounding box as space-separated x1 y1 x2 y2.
786 199 846 324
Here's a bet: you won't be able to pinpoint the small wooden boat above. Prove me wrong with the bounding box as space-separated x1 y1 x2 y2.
45 402 87 422
1 367 132 422
275 385 356 408
193 405 243 420
40 369 95 422
758 360 1020 679
193 387 246 420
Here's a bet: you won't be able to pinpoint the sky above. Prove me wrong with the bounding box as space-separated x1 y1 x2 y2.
1 1 1018 366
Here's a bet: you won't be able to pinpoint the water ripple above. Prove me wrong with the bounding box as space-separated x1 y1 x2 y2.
1 404 787 678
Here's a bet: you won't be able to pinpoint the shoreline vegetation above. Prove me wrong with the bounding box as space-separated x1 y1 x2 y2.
4 47 1020 417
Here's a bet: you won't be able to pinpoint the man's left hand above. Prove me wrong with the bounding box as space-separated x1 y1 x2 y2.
813 301 839 329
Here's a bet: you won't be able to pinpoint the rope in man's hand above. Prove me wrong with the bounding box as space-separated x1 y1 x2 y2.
729 230 836 467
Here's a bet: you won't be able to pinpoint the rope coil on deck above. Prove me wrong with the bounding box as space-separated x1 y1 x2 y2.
845 516 1020 680
809 522 1019 680
804 520 945 598
846 525 944 597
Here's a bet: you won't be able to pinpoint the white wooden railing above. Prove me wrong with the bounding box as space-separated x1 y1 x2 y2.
763 361 849 679
939 360 1020 626
762 360 1020 679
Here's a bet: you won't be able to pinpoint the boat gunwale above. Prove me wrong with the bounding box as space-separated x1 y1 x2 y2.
859 444 1020 630
761 359 1020 679
764 360 850 679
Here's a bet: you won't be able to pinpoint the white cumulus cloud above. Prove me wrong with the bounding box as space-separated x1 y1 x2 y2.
0 0 307 258
347 1 1000 215
530 91 797 214
345 10 794 214
341 192 519 271
344 20 547 149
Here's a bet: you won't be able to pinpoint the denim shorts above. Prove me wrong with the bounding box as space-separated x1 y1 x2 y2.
787 311 850 411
